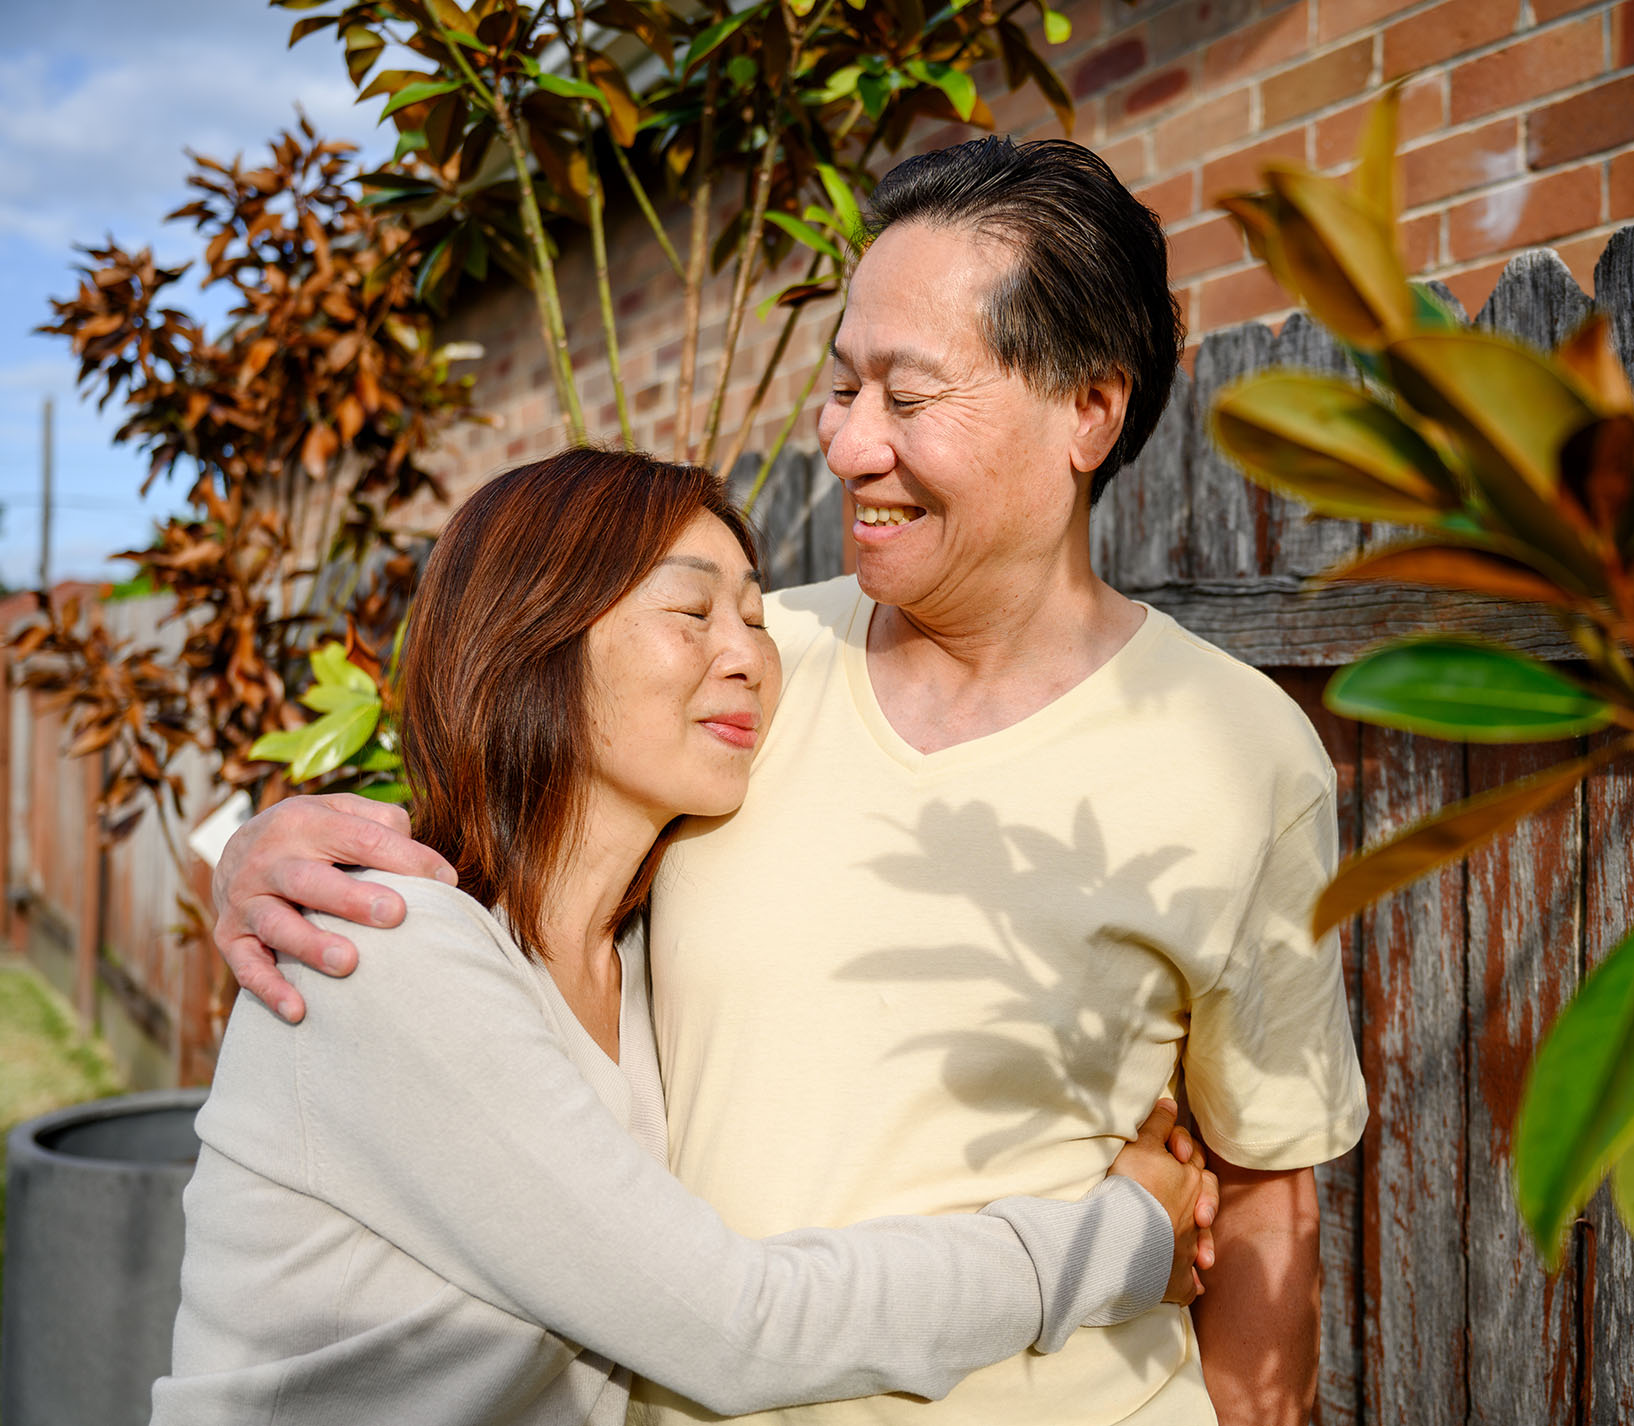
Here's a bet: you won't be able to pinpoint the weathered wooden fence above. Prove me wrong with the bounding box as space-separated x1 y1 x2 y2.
4 591 223 1089
736 229 1634 1426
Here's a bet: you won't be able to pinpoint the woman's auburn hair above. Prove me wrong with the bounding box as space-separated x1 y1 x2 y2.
398 447 758 961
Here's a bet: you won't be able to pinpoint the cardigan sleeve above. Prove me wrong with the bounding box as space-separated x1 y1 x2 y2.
271 875 1170 1414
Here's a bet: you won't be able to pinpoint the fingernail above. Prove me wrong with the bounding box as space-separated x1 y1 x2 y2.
323 945 349 973
371 896 394 923
277 999 301 1023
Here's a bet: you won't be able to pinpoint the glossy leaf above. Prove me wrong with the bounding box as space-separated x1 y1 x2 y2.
1318 541 1581 608
1042 7 1070 43
358 780 413 803
1554 314 1634 415
1311 742 1623 938
1325 638 1615 742
527 67 610 113
1559 413 1634 555
1513 927 1634 1267
380 78 462 118
1613 1142 1634 1232
764 211 842 261
815 162 862 244
1353 81 1400 227
1213 371 1462 523
683 6 762 74
1264 166 1416 347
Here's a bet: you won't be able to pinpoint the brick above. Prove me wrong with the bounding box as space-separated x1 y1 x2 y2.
1617 1 1634 69
1531 0 1600 19
1437 256 1511 314
1612 151 1634 223
1199 262 1291 329
1401 211 1442 274
1552 229 1619 291
1529 76 1634 170
1094 132 1149 183
1149 0 1257 65
1317 0 1418 44
1382 0 1521 81
1448 17 1602 125
1314 74 1443 168
1073 33 1147 100
1401 118 1521 209
1153 86 1254 170
1167 213 1247 278
1203 1 1309 87
1200 127 1309 200
1446 163 1603 261
1109 64 1192 127
1135 170 1198 225
1262 38 1375 128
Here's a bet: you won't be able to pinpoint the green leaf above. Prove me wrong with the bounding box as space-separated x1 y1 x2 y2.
856 71 890 121
380 78 463 118
300 684 377 715
358 780 413 804
1212 371 1463 524
1041 7 1070 44
1325 638 1616 742
310 641 376 694
290 703 382 783
815 162 862 245
1613 1141 1634 1233
813 65 862 102
354 741 404 772
683 6 762 73
526 66 611 111
392 128 429 162
764 211 842 261
248 728 310 764
922 62 976 122
727 54 757 88
1514 927 1634 1268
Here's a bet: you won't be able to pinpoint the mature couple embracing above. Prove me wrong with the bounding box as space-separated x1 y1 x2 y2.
151 136 1365 1426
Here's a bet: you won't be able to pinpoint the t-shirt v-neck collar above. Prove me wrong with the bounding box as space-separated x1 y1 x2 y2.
839 590 1166 776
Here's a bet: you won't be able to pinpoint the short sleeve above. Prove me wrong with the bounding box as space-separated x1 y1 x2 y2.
1182 784 1369 1169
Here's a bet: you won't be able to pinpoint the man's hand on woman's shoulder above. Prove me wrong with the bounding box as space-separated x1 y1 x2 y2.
212 793 457 1023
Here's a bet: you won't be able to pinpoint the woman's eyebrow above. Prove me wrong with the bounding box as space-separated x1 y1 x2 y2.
658 555 764 585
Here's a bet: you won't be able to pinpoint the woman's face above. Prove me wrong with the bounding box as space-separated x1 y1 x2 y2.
584 511 782 828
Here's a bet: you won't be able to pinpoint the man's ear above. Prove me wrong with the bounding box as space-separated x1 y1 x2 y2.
1068 370 1131 476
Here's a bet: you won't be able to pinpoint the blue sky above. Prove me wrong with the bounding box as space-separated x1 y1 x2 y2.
0 0 393 588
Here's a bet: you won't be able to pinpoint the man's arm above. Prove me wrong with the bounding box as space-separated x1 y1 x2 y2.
211 794 457 1022
1190 1155 1321 1426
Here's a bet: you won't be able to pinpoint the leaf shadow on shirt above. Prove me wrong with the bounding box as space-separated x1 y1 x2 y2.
835 795 1235 1170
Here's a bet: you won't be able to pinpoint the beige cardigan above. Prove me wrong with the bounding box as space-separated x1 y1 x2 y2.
151 872 1169 1426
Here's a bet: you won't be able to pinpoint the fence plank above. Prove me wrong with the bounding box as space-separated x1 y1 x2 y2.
804 454 847 585
1463 741 1582 1426
1111 368 1192 588
1266 314 1362 578
1475 250 1592 352
1582 750 1634 1426
1131 579 1579 666
1360 727 1467 1426
1189 325 1274 579
1592 227 1634 379
1278 667 1365 1426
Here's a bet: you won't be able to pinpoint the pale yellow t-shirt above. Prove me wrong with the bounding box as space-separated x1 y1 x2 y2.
639 577 1368 1426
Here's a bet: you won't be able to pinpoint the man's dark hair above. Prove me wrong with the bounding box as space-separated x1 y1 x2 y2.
863 136 1186 502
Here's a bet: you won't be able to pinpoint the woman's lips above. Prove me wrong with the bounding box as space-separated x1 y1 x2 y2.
700 714 759 749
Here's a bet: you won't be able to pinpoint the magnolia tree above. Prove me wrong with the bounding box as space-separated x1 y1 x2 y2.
1212 90 1634 1265
13 119 479 897
275 0 1076 500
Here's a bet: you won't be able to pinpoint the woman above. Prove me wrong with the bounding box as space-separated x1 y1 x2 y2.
151 450 1213 1425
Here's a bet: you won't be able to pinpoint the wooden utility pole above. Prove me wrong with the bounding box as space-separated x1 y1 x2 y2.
39 396 53 593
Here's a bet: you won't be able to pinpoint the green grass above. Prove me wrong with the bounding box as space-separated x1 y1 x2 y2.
0 961 125 1306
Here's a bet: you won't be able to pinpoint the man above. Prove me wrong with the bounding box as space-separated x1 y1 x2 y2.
216 138 1366 1425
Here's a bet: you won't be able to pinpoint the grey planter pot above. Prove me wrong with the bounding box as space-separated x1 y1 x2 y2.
2 1087 206 1426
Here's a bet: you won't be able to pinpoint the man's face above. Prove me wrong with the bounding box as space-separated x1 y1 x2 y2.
817 221 1098 625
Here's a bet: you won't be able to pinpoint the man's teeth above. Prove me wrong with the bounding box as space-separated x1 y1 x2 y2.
857 506 917 525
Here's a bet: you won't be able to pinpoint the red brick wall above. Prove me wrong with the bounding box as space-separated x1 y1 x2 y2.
424 0 1634 505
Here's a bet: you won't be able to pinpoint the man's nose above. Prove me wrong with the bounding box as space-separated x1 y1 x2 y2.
820 395 894 480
